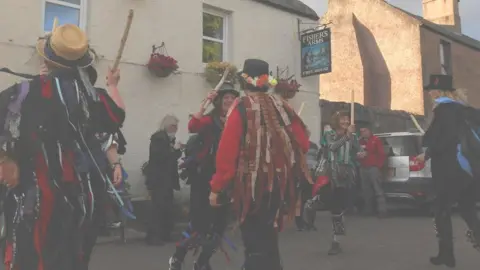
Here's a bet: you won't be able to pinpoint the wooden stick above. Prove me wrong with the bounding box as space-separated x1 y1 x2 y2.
410 114 425 134
112 9 134 71
202 68 230 110
52 17 59 32
350 90 355 123
297 102 305 116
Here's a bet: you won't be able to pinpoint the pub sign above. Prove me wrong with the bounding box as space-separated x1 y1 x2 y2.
300 28 332 77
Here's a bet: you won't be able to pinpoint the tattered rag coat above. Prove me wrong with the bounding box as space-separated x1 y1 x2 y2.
0 71 125 270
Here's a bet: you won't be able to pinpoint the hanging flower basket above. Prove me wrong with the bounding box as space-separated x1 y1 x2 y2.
204 62 237 87
147 43 178 78
274 78 301 100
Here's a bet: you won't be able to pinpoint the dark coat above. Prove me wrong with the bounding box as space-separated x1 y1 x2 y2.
0 73 125 270
423 102 471 196
145 130 181 192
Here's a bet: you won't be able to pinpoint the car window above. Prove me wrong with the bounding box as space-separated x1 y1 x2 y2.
379 136 422 156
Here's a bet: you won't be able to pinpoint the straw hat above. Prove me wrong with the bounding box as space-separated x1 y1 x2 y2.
36 22 95 69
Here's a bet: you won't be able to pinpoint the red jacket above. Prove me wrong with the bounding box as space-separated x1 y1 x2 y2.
359 135 386 168
188 115 214 161
210 106 309 193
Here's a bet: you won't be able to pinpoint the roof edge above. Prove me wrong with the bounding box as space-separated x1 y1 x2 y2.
385 2 480 51
252 0 319 21
419 24 480 52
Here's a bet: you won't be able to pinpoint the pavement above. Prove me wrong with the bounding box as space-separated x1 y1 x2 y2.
89 208 480 270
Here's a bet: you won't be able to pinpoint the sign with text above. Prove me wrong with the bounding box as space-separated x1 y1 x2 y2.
300 28 332 77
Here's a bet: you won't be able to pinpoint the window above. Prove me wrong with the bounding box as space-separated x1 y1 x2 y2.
202 9 228 63
43 0 86 33
439 40 452 75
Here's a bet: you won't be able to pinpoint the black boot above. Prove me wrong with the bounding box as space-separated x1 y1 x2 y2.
328 241 342 255
295 216 305 231
466 229 480 252
430 240 456 268
169 256 183 270
193 262 212 270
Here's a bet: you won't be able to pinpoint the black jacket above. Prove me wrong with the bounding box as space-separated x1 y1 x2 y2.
423 102 471 194
145 130 181 191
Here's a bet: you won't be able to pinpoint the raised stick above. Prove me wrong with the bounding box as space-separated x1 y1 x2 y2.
297 102 305 116
112 9 134 71
350 90 355 123
52 17 59 32
202 68 230 110
410 114 425 134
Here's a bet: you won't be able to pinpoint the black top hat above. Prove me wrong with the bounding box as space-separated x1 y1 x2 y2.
213 82 239 106
424 74 455 91
238 59 269 79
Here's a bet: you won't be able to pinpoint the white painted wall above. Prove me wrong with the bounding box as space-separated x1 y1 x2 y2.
0 0 320 202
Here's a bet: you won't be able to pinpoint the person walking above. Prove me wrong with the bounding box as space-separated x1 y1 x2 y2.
358 123 387 217
0 23 125 270
145 114 182 245
322 111 363 255
417 74 480 268
168 83 239 270
209 59 310 270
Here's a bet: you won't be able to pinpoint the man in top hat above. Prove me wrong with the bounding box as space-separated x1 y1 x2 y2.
208 59 311 270
168 82 239 270
417 74 480 267
0 23 126 270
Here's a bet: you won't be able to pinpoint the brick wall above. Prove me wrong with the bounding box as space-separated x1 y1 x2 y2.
320 0 425 114
420 28 480 116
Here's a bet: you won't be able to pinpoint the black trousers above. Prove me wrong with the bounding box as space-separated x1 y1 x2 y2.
240 194 282 270
328 187 349 215
327 187 349 236
147 188 174 241
82 187 107 268
174 179 229 266
434 181 480 251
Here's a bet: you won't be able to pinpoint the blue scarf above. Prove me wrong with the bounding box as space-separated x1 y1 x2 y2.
434 97 473 176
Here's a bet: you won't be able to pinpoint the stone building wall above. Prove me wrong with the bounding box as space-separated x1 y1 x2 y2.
319 0 425 115
420 28 480 114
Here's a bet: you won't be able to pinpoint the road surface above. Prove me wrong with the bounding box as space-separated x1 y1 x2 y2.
89 210 479 270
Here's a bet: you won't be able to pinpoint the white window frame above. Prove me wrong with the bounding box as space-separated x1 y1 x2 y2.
439 40 452 75
42 0 87 33
202 7 229 63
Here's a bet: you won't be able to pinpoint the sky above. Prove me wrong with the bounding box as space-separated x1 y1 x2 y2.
301 0 479 40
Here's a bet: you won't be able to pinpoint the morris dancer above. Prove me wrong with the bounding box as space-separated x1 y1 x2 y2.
0 23 125 270
321 111 363 255
417 74 480 268
209 59 310 270
169 83 239 270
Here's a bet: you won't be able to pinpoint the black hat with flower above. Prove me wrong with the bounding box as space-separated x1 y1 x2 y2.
237 59 277 92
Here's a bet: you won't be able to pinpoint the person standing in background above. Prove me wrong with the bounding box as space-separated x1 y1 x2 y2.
358 123 388 217
145 114 182 245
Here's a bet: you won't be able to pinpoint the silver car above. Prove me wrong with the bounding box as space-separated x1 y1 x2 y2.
376 132 434 210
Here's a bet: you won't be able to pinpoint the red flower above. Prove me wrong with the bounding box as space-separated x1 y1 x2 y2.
147 53 179 71
275 79 301 92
